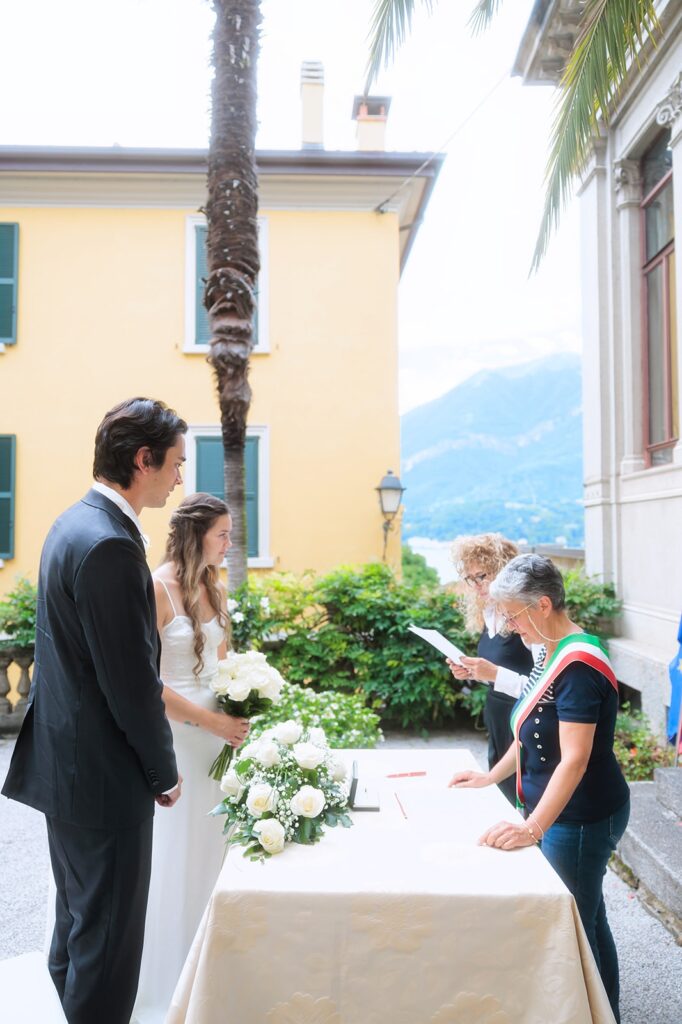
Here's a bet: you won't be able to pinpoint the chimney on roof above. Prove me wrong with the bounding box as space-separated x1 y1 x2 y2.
352 95 391 152
300 61 324 149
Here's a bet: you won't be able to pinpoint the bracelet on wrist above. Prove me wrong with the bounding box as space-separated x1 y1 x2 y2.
527 816 545 841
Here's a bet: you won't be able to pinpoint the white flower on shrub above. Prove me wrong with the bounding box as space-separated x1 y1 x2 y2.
246 782 277 818
290 785 326 819
330 759 347 782
274 720 303 745
227 598 239 613
256 739 281 768
232 611 245 623
260 597 270 611
293 742 325 770
220 768 245 801
253 817 285 855
308 727 326 747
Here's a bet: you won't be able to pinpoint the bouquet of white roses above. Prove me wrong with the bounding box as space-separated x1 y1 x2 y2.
211 721 352 858
208 651 284 781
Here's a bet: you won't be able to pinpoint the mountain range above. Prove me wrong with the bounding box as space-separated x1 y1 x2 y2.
400 353 584 546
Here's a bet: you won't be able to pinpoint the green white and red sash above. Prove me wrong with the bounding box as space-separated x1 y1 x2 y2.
509 634 618 809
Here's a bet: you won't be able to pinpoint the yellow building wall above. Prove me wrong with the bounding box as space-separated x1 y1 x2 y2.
0 203 401 596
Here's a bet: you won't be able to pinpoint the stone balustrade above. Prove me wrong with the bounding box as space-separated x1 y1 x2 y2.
0 645 34 734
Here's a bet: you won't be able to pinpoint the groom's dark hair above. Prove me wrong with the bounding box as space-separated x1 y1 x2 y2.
93 397 187 489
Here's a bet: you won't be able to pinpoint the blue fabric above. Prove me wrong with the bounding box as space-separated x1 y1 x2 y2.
667 614 682 743
540 799 630 1024
517 662 629 822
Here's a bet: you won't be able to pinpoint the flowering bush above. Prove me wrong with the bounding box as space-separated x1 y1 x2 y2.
249 680 382 748
212 725 352 859
208 651 284 780
614 703 674 781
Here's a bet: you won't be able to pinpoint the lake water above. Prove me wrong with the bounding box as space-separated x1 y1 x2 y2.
407 537 458 584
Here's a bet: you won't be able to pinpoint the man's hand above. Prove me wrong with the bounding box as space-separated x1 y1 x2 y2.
155 773 183 808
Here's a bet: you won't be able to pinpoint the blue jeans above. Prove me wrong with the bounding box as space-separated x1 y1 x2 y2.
539 799 630 1024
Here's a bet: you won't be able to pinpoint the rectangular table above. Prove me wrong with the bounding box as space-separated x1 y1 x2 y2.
168 749 616 1024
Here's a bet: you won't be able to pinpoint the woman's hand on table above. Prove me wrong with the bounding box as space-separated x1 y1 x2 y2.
478 820 537 851
448 770 491 788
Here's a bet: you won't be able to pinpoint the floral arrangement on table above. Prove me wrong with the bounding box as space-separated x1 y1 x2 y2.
208 650 285 781
212 721 352 859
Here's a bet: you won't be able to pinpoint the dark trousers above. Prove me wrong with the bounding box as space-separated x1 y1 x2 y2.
540 799 630 1024
46 815 153 1024
483 689 517 806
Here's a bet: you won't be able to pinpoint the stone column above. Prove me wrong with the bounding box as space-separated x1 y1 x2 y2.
577 137 616 579
613 159 646 474
655 72 682 465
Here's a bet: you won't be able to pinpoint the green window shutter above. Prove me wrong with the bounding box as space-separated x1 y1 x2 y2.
195 224 211 346
244 436 259 559
195 435 260 558
0 435 16 558
0 224 19 345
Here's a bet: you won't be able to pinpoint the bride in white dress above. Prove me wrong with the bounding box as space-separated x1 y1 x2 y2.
132 493 249 1024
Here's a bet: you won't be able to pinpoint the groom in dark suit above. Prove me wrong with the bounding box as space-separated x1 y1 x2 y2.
2 397 188 1024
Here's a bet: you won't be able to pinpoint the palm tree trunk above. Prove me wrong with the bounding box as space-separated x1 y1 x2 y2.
206 0 261 590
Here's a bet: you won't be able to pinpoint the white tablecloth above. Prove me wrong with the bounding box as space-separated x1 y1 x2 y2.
168 749 615 1024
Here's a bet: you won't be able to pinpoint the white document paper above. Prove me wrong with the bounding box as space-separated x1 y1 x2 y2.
408 624 466 665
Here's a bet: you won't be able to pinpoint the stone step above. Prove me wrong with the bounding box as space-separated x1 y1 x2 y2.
617 781 682 919
655 766 682 818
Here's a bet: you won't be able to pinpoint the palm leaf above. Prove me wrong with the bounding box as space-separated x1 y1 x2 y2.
531 0 659 271
365 0 434 90
468 0 505 35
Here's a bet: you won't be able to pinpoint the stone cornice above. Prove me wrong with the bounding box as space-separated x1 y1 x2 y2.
0 146 445 273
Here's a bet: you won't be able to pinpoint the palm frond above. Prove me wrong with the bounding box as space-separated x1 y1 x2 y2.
531 0 660 271
468 0 505 36
365 0 435 91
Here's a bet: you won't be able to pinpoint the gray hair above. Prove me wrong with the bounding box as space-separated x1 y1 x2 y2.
489 554 566 610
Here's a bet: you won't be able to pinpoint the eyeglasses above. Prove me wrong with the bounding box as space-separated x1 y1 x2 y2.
500 603 534 626
463 572 489 588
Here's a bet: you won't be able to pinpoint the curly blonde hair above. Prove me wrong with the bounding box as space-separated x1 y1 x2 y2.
162 493 231 675
451 533 519 633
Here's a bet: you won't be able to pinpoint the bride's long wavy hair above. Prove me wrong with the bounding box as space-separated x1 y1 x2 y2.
162 493 231 676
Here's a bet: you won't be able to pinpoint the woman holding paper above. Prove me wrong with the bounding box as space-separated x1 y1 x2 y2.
449 534 541 804
449 554 629 1023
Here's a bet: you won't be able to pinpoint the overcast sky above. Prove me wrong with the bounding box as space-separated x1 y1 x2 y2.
0 0 581 412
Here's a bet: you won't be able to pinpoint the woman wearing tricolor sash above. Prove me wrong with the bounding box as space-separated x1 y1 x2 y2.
450 554 630 1023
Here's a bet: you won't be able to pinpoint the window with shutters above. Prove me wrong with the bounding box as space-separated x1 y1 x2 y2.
184 425 272 567
184 215 269 354
0 435 16 559
0 224 19 345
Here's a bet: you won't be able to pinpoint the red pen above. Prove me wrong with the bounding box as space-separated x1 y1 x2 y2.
386 771 427 778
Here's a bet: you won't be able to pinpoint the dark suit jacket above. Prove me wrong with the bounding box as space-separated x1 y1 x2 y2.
2 488 177 829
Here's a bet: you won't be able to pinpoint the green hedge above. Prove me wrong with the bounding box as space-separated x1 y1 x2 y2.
231 563 623 731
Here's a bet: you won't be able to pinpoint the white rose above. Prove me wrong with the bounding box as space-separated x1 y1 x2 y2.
274 720 303 745
246 782 277 818
256 739 281 768
232 611 245 623
253 818 285 855
238 740 262 762
290 785 326 819
308 727 327 747
293 742 325 770
226 676 252 702
331 759 347 782
258 674 283 701
220 768 245 801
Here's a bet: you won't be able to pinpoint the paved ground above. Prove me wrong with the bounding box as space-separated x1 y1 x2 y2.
2 730 681 1023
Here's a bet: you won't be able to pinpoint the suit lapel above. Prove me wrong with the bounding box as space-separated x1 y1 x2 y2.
81 488 146 553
